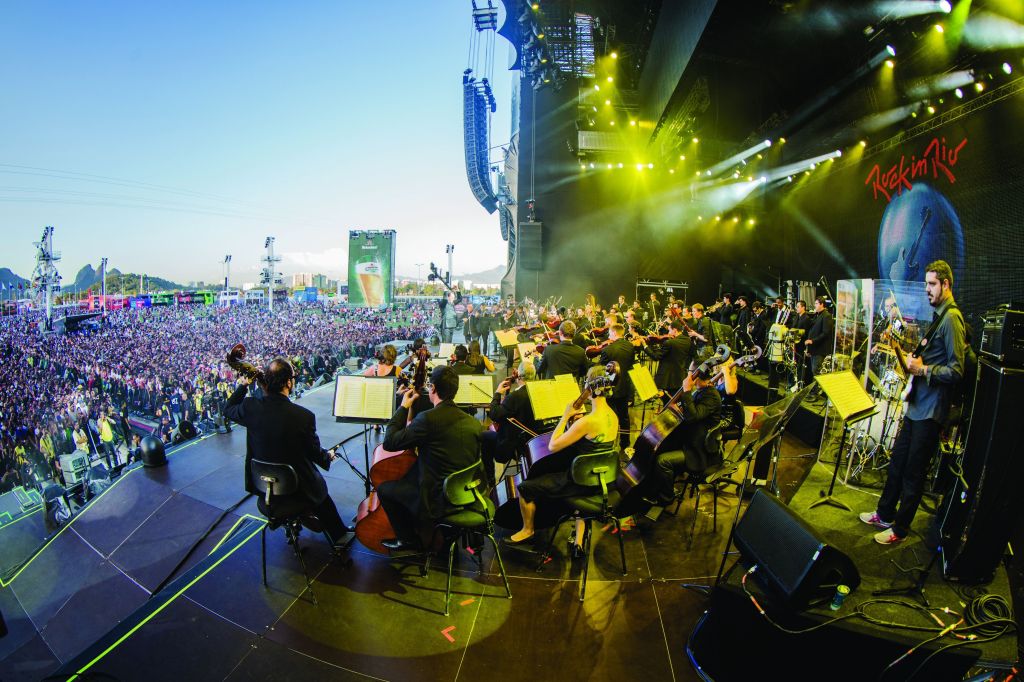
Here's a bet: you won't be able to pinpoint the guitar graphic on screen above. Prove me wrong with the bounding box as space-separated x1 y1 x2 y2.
888 206 932 282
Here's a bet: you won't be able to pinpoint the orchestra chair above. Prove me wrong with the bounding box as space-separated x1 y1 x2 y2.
250 459 320 606
670 398 747 549
536 449 626 602
432 459 513 616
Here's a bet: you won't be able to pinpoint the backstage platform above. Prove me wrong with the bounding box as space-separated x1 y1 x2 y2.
0 382 1017 681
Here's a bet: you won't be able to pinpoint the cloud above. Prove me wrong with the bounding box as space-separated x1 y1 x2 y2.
280 247 347 275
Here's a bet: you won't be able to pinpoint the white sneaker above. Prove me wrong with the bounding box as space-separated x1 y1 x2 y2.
874 528 904 545
858 511 892 529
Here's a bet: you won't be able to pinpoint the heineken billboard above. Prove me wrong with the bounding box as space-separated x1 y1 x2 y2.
347 230 396 306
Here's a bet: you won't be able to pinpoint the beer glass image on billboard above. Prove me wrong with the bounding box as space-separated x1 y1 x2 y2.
355 256 385 306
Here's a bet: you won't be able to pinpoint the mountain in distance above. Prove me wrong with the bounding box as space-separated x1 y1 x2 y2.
0 268 29 290
397 264 504 285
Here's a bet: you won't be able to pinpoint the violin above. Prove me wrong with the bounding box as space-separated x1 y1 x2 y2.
354 347 428 554
584 338 613 358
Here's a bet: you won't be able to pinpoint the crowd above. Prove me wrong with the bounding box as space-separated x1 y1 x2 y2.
0 302 434 493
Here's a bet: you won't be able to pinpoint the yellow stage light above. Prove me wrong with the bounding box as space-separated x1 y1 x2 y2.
607 76 613 83
885 59 895 69
610 52 618 59
934 24 944 33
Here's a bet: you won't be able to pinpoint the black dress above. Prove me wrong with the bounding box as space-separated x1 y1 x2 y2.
518 436 618 502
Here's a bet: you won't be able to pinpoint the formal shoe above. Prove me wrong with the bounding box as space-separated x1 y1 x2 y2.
874 528 904 545
381 538 415 552
858 511 892 529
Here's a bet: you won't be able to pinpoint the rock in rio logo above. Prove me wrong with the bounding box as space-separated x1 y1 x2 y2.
864 136 968 202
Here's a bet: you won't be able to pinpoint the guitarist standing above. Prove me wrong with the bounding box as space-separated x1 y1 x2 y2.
859 260 966 545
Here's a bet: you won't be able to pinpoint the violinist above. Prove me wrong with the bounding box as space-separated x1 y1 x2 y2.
539 321 589 380
600 324 636 448
687 303 718 361
507 365 619 546
642 321 694 392
450 345 475 375
379 365 484 552
483 361 539 466
645 363 723 505
364 344 401 377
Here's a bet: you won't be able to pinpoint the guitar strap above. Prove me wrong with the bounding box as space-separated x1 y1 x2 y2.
913 302 958 357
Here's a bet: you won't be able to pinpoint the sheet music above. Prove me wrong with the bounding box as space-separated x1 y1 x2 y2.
517 342 537 361
629 365 659 402
438 343 455 358
333 376 396 420
526 377 581 420
494 329 519 348
814 371 875 421
362 379 397 420
334 376 366 418
455 375 494 405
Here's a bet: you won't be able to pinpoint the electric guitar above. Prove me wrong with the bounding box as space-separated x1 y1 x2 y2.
888 206 932 282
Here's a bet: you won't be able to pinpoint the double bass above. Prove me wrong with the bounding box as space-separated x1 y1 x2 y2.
353 348 428 553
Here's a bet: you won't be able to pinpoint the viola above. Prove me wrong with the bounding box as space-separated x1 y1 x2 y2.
584 338 613 358
354 346 428 554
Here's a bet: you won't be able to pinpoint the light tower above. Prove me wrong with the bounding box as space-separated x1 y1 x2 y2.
223 255 232 291
99 257 108 313
446 244 455 287
30 226 62 329
260 238 282 313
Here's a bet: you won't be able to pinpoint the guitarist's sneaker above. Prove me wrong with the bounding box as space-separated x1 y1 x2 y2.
874 528 904 545
858 511 892 529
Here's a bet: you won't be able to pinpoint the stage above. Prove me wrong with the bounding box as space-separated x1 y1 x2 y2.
0 382 1017 681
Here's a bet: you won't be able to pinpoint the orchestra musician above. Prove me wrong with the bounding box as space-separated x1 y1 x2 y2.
686 303 718 361
539 321 590 380
642 321 694 393
507 365 619 546
803 296 834 399
378 365 484 552
600 324 636 449
735 296 752 335
364 344 401 377
643 363 723 505
483 361 539 466
791 300 812 385
647 292 661 324
224 358 349 551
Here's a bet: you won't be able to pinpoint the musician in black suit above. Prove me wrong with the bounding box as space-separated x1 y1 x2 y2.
224 358 348 548
645 364 723 504
539 321 590 380
483 361 539 465
791 300 812 385
462 303 478 347
804 297 834 396
642 321 694 393
600 324 636 448
379 365 484 551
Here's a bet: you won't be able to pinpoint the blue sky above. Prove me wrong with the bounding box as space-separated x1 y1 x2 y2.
0 1 511 284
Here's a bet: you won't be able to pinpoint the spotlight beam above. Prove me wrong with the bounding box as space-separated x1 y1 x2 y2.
703 139 772 178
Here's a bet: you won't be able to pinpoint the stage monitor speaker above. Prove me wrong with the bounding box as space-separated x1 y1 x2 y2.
140 436 167 468
941 358 1024 583
734 490 860 611
171 419 197 444
518 222 543 271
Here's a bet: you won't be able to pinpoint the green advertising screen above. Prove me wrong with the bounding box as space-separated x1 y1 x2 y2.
347 230 396 306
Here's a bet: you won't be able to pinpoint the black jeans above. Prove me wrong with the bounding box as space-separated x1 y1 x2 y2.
876 417 941 538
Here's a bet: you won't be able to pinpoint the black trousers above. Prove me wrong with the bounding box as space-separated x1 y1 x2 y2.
312 495 348 546
876 417 941 538
377 463 423 545
650 449 699 499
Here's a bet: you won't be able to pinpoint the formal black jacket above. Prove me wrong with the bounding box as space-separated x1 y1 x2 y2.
487 385 538 456
600 338 636 400
224 385 333 505
662 386 723 472
539 341 590 379
644 335 694 391
383 399 483 518
806 310 835 357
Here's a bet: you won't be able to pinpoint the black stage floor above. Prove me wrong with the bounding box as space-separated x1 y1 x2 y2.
0 381 1018 681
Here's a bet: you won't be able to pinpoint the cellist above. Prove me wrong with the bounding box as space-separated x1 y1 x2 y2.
378 366 483 552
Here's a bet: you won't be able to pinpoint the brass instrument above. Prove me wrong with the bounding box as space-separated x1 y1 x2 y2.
226 343 266 389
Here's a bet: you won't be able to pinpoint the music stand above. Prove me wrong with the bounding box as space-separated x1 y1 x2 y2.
333 375 395 497
808 371 877 513
714 386 813 586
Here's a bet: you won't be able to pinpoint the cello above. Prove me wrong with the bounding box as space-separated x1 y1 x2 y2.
353 348 428 554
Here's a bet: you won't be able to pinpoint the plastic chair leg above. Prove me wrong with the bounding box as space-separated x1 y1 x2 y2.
486 532 513 600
